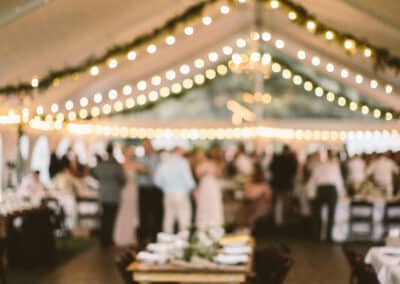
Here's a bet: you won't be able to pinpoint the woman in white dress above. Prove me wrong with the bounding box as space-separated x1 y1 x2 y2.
195 150 224 230
113 145 144 247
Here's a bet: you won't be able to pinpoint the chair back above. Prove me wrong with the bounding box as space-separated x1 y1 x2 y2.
115 249 136 284
253 246 294 284
350 201 373 220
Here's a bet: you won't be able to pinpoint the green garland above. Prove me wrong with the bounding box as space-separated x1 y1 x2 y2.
0 0 230 96
261 0 400 75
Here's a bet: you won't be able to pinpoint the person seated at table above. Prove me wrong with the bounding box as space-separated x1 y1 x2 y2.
307 150 346 242
236 163 272 230
194 149 224 230
18 170 47 202
154 147 196 234
366 152 399 198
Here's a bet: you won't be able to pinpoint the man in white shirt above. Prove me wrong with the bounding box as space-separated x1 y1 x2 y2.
154 147 196 233
347 154 366 190
366 152 399 198
307 150 346 241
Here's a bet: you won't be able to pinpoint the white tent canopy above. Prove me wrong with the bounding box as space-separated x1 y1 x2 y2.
1 0 400 115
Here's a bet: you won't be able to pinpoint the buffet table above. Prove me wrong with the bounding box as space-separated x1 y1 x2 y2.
128 233 254 284
128 261 250 283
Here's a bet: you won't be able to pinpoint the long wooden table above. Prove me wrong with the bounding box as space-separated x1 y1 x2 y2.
127 261 249 283
127 235 254 284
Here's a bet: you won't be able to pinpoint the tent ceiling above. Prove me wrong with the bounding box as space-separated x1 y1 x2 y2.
1 0 400 117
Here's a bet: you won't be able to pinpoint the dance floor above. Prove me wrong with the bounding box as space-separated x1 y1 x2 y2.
8 239 351 284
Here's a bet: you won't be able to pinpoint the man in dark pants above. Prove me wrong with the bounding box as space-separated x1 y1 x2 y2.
269 145 298 226
137 140 162 245
307 150 345 242
93 144 126 246
311 185 338 242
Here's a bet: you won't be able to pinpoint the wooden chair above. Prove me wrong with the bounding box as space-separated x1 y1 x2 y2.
384 201 400 236
115 249 136 284
342 245 364 284
349 201 374 241
253 246 294 284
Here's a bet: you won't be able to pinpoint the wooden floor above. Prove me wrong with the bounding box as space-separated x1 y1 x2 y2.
9 239 351 284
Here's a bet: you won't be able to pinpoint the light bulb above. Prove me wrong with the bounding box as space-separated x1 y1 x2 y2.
220 5 230 14
127 50 137 61
311 56 320 66
288 11 297 21
180 64 190 74
202 16 212 26
306 20 316 32
151 75 162 86
90 66 99 76
65 100 74 111
122 85 132 95
108 89 118 100
275 39 285 49
165 35 176 45
147 44 157 54
236 38 247 48
31 77 39 88
297 50 306 60
51 103 59 113
80 97 89 107
137 80 147 91
108 58 118 69
184 26 194 36
94 93 103 103
208 52 219 62
270 0 280 9
194 59 205 69
165 70 176 80
222 46 233 55
325 31 335 40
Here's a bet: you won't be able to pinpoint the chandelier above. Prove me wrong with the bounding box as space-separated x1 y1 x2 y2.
228 52 271 79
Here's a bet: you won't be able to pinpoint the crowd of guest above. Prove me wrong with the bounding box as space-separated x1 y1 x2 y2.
15 139 400 247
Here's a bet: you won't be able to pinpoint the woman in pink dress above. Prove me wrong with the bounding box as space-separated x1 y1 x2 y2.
113 145 144 247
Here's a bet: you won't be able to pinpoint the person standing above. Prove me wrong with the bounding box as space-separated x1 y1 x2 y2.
346 154 366 193
137 139 162 244
154 147 196 233
307 150 346 242
93 143 126 246
113 145 144 247
194 149 224 230
366 152 399 198
269 145 298 225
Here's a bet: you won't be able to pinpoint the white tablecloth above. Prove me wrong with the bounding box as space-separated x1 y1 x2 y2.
331 199 385 242
365 247 400 284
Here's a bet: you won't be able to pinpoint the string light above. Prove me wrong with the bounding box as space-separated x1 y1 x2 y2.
270 0 280 9
80 97 89 107
90 66 99 76
94 93 103 103
108 58 118 69
50 104 59 113
122 85 132 95
311 56 320 66
184 26 194 36
306 20 317 32
147 44 157 54
325 30 335 40
180 64 191 74
166 70 176 80
137 80 147 91
297 50 306 60
220 5 230 14
127 50 137 61
363 47 372 58
165 35 176 45
65 100 74 111
275 39 285 49
202 16 212 26
30 77 39 88
288 11 297 21
151 76 162 86
236 38 246 48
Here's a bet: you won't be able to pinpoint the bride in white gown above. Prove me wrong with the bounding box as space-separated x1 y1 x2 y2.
195 150 224 230
113 145 143 246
